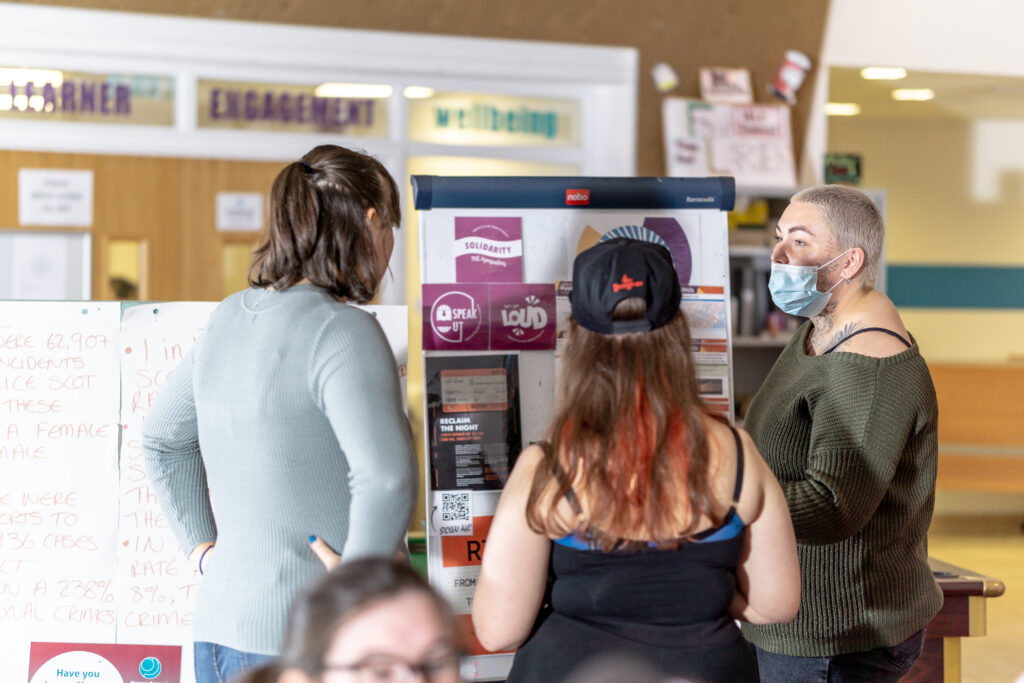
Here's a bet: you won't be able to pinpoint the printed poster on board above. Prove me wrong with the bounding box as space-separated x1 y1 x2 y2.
682 285 731 418
425 354 522 491
455 217 523 283
423 284 556 351
28 642 182 683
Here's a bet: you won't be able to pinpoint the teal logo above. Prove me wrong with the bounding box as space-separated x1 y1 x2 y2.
139 657 162 679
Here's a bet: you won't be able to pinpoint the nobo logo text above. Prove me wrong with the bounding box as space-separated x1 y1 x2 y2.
565 189 590 205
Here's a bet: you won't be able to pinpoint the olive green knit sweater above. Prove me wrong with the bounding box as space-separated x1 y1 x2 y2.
741 322 943 657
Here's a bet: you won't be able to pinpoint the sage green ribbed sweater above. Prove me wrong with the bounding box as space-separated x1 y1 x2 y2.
142 285 417 655
741 322 943 657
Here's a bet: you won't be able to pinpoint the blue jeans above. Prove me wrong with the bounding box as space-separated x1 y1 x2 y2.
755 629 926 683
194 641 277 683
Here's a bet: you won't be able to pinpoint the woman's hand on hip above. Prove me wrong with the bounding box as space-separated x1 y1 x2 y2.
308 535 341 570
189 541 215 575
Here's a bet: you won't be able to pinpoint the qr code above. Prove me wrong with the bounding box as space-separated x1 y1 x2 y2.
441 492 471 522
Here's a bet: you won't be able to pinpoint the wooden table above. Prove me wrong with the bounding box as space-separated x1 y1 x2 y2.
905 558 1005 683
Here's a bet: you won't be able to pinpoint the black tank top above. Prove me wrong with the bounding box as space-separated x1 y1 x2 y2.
506 427 756 682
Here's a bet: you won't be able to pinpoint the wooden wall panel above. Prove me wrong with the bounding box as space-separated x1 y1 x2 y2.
179 158 280 301
931 363 1024 492
0 150 183 300
17 0 830 176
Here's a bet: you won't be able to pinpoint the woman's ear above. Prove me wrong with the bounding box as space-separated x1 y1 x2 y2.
365 206 378 225
278 668 314 683
842 247 866 280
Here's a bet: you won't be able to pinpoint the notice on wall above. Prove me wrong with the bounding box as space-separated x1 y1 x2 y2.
215 192 264 232
426 354 521 491
18 169 94 227
0 302 121 683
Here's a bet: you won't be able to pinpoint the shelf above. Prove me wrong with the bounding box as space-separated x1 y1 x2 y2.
729 244 772 259
733 333 794 348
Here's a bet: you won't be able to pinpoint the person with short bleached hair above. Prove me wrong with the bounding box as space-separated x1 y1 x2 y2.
743 184 943 681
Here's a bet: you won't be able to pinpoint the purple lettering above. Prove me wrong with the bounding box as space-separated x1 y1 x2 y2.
61 82 75 112
210 88 222 120
225 90 240 119
24 82 35 111
311 97 328 126
280 92 292 123
296 94 307 124
364 99 375 126
244 90 258 120
330 98 342 127
42 82 57 112
100 82 110 114
81 82 95 113
8 82 16 110
262 92 275 120
115 84 130 115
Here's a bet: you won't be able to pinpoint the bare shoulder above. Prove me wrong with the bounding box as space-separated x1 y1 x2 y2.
506 443 546 490
727 424 772 523
834 291 912 358
702 418 763 511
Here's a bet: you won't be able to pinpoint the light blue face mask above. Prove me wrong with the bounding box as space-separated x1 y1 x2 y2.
768 250 851 318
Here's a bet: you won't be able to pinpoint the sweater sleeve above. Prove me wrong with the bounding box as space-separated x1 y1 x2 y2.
781 365 911 545
310 309 417 560
141 348 218 555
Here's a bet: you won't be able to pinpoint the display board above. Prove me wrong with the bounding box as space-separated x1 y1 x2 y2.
0 301 408 683
413 175 735 680
662 98 797 191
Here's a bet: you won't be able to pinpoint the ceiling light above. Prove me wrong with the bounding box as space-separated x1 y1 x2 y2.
860 67 907 80
403 86 435 99
824 102 861 116
891 88 935 102
314 83 393 99
0 68 64 87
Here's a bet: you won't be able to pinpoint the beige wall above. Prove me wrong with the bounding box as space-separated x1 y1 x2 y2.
829 116 1024 362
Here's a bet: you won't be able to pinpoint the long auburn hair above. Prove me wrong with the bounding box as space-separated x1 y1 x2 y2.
249 144 400 303
526 298 715 549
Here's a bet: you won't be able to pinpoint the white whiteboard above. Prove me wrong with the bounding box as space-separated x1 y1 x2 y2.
0 230 91 300
0 300 409 683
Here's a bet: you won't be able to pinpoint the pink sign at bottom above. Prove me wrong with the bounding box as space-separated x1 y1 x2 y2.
28 642 181 683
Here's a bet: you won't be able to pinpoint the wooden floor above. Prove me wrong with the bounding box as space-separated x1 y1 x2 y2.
928 512 1024 683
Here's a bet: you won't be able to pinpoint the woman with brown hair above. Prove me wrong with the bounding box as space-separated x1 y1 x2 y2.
143 145 417 683
472 238 800 682
236 558 467 683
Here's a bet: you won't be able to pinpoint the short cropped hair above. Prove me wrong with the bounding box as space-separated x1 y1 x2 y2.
791 184 884 287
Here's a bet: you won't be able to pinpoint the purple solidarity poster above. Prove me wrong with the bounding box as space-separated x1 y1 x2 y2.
454 217 523 283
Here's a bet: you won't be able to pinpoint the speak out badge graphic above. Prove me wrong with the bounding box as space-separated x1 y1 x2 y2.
423 284 489 350
454 217 523 283
489 283 556 350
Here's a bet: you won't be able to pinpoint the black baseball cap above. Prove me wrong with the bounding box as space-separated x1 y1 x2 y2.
570 237 682 334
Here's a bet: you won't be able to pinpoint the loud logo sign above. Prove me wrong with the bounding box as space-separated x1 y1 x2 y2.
489 283 556 350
